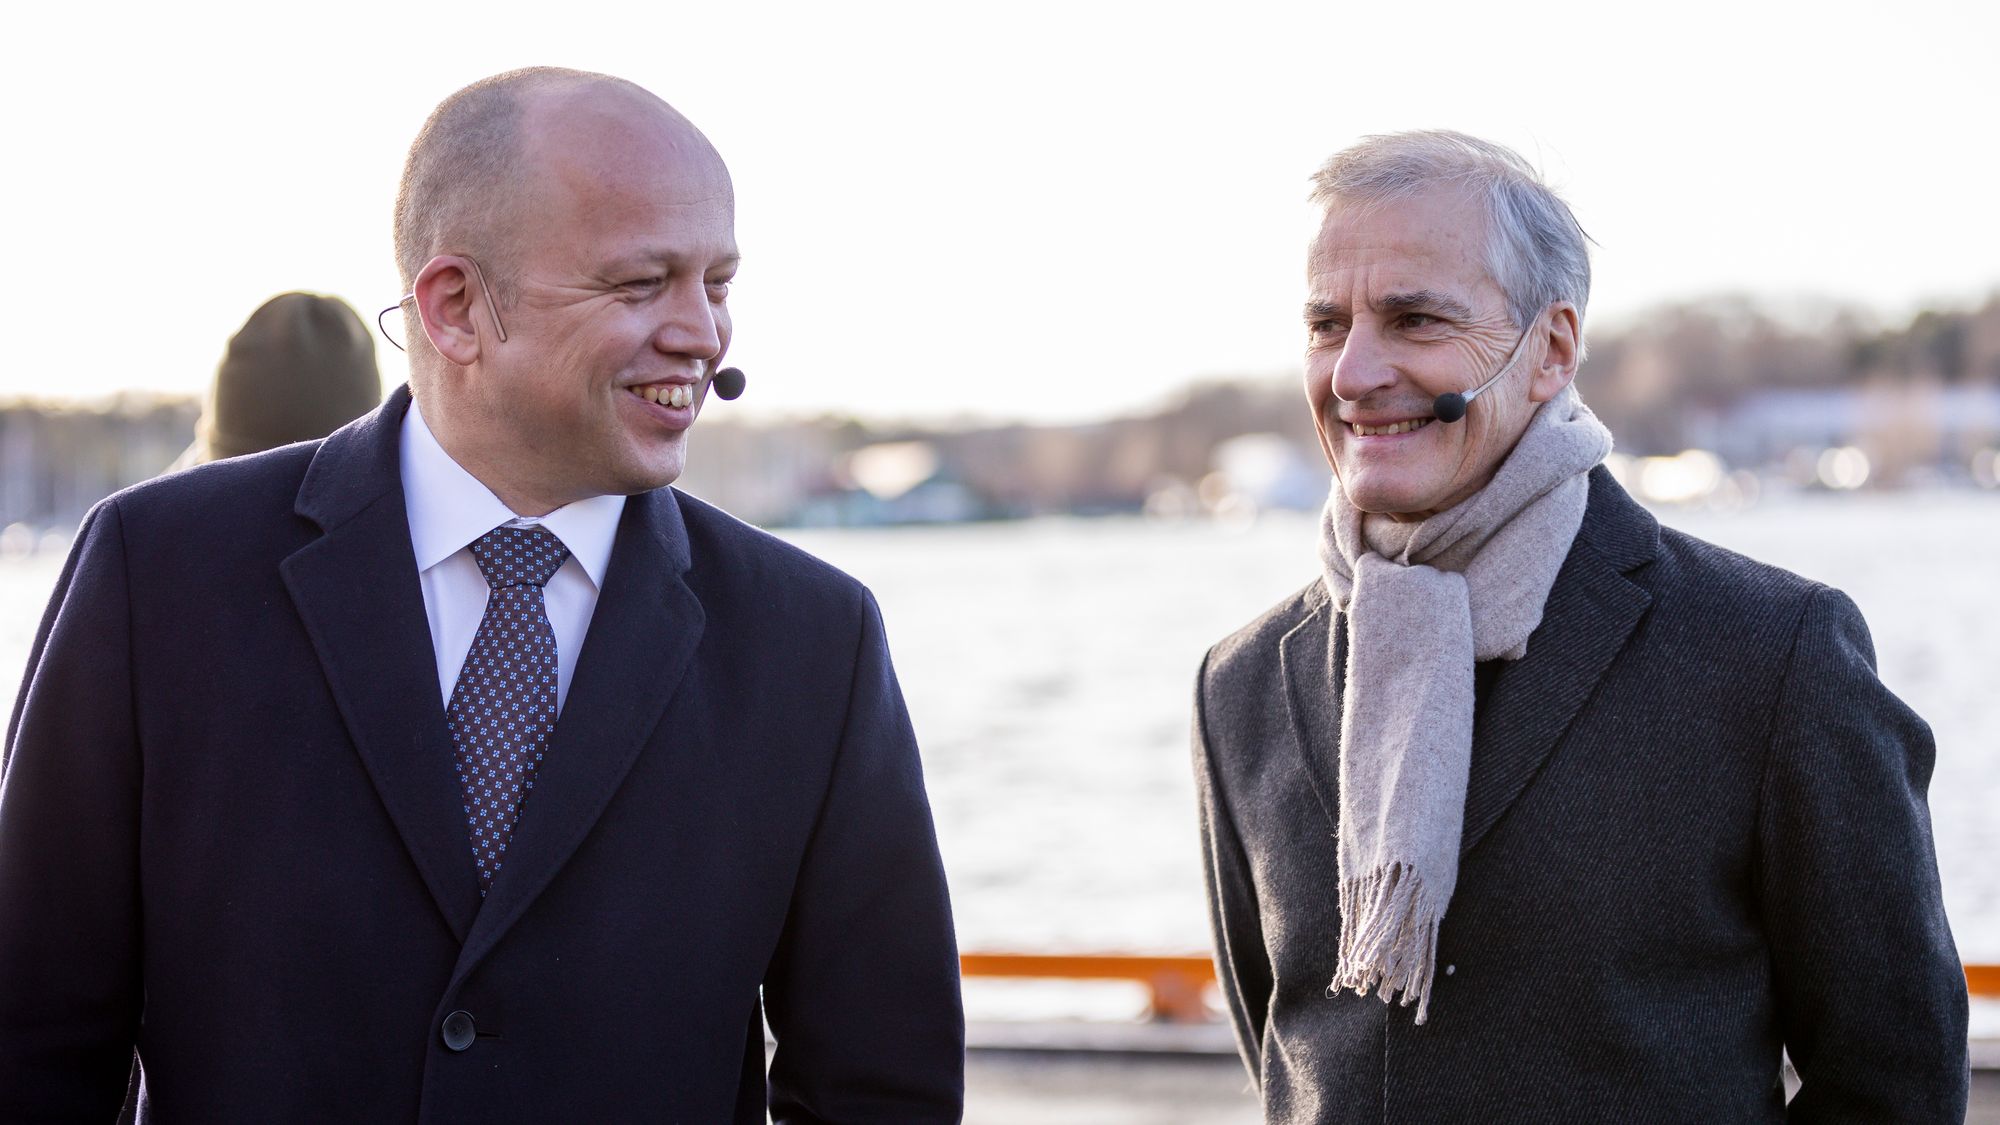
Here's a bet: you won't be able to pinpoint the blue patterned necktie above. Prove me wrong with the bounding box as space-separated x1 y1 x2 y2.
446 525 571 894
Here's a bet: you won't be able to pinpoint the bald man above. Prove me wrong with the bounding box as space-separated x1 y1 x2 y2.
0 68 963 1122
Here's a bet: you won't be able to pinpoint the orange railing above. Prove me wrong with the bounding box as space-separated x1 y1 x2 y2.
960 955 2000 1022
959 953 1218 1022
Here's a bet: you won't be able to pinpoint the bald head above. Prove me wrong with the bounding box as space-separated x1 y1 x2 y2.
393 68 737 516
392 67 718 303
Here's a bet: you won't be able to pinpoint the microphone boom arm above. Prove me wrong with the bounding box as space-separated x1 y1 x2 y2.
1433 324 1537 424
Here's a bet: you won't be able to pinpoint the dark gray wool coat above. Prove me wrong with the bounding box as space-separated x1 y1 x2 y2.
1193 467 1968 1123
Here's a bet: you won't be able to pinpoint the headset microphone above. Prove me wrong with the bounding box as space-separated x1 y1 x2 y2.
1431 388 1476 424
1431 327 1536 424
712 367 747 401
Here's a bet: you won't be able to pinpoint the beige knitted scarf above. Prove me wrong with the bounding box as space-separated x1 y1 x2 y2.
1315 384 1613 1023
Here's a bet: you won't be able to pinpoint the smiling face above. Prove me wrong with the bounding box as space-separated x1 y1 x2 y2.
1305 189 1565 521
427 85 738 515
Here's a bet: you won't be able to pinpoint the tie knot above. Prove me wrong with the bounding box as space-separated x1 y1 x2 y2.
467 525 571 590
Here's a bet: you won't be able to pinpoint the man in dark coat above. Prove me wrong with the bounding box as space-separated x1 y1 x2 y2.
1192 130 1967 1122
0 67 962 1122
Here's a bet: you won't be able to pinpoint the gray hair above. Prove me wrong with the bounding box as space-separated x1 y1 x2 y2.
1309 130 1592 339
392 66 651 303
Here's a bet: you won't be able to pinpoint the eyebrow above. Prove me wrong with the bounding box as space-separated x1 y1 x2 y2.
1376 289 1474 320
609 250 743 274
1303 289 1474 324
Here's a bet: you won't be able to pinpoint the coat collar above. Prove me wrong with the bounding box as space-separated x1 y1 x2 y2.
1278 466 1658 855
283 386 481 940
1458 467 1654 854
282 386 703 960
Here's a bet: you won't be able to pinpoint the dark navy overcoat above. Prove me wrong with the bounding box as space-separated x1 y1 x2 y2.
0 387 963 1122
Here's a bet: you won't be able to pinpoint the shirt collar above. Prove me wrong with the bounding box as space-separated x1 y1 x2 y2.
399 400 625 590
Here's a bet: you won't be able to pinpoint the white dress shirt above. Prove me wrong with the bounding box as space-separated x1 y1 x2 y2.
399 402 626 716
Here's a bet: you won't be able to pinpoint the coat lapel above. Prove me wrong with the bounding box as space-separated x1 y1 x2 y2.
452 486 706 978
282 386 483 942
1278 583 1343 832
1277 469 1660 854
1459 467 1657 856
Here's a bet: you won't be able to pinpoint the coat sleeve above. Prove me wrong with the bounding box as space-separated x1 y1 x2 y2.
1757 585 1969 1123
0 500 144 1120
762 588 963 1124
1192 647 1272 1086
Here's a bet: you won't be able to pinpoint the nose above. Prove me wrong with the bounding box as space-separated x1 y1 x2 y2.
1329 324 1396 403
651 278 723 360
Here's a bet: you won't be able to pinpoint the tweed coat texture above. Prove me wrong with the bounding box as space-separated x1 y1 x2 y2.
1193 467 1968 1123
0 386 964 1123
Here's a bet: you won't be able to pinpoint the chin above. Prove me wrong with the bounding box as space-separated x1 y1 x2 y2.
629 461 685 492
640 450 688 490
1337 472 1439 518
617 437 689 492
588 461 676 499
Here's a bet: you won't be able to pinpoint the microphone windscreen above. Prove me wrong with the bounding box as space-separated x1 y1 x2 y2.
1433 392 1467 424
713 367 746 401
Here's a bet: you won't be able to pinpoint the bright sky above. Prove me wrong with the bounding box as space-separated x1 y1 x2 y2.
5 0 1995 423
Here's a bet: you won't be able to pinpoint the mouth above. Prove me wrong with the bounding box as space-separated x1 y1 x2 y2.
627 382 696 409
1348 418 1434 437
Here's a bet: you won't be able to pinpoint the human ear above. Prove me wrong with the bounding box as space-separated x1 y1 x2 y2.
412 256 483 367
1526 302 1581 402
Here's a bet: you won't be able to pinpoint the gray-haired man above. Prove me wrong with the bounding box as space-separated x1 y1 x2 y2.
1192 130 1967 1121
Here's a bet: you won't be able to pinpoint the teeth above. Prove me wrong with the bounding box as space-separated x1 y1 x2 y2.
631 385 694 408
1351 419 1432 437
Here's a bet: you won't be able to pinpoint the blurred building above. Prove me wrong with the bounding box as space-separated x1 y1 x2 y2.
0 396 196 534
1700 383 2000 486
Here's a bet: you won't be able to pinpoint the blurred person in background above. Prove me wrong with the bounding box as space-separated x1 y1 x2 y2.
1191 130 1967 1122
165 291 383 471
0 66 961 1122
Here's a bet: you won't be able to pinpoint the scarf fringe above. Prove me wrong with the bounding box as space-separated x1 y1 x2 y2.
1332 861 1443 1025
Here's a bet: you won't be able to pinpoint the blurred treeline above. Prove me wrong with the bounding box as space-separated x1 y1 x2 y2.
1583 295 2000 455
678 293 2000 523
3 294 1998 532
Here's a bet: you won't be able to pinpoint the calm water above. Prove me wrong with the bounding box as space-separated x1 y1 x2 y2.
4 494 1997 1018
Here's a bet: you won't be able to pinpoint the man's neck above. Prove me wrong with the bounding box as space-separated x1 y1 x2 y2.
412 390 566 518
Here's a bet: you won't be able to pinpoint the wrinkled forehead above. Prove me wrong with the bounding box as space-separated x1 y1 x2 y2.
1307 188 1496 308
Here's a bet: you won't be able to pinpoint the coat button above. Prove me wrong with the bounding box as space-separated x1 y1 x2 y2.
441 1010 476 1051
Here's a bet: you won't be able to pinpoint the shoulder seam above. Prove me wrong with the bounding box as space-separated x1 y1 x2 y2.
1751 581 1833 888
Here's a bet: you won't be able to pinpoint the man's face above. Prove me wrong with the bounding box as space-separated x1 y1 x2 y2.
467 92 738 511
1305 189 1549 521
